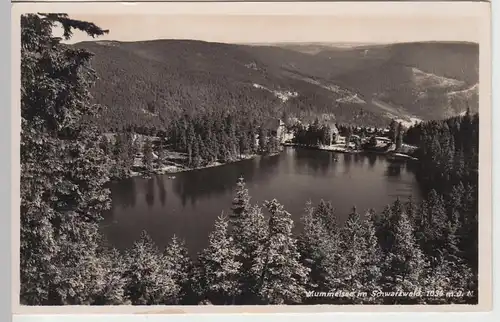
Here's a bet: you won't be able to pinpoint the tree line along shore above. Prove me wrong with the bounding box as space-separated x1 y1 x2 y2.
102 117 421 180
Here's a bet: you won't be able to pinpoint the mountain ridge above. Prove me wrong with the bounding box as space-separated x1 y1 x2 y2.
75 39 479 131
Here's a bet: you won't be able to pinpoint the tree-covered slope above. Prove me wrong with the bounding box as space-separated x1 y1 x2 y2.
75 39 479 131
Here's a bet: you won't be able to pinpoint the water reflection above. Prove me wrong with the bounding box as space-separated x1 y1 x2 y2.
367 154 377 168
104 147 422 255
171 155 283 207
293 148 335 175
343 153 352 172
145 178 155 208
110 178 137 209
385 163 403 178
156 176 167 207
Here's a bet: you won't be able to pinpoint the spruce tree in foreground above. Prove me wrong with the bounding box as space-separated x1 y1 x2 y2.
298 202 340 303
359 210 383 303
338 207 366 298
163 235 193 304
382 209 426 304
230 176 252 221
20 13 111 305
123 231 180 305
314 199 338 234
196 215 242 304
229 178 268 303
258 199 310 304
94 248 129 305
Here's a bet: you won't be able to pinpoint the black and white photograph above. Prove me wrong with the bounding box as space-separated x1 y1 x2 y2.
15 1 491 310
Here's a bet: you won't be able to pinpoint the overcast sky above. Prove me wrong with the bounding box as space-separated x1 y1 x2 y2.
58 14 481 45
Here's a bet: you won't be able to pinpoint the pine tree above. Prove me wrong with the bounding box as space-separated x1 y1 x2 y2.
218 132 231 162
99 135 111 155
395 122 404 151
20 13 112 305
321 124 332 146
155 140 164 169
258 127 268 153
382 209 426 303
197 215 242 304
389 119 398 143
93 248 128 305
258 199 310 304
360 210 383 303
141 138 153 172
124 132 136 171
345 127 352 149
424 189 448 257
338 207 365 294
111 133 130 178
372 204 395 253
235 205 269 304
313 200 337 234
226 115 239 157
123 231 180 305
248 128 258 154
231 177 251 220
163 235 193 304
298 202 340 303
238 132 250 157
206 124 219 163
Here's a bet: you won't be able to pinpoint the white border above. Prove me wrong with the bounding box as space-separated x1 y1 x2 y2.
9 0 496 320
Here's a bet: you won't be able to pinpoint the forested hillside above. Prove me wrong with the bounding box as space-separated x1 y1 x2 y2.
74 39 479 132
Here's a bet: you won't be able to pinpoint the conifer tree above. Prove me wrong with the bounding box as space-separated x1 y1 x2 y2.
258 128 268 153
382 209 426 303
229 170 266 304
231 177 251 220
389 119 398 143
156 140 164 169
99 135 111 155
143 138 154 172
360 210 383 303
205 127 218 163
163 235 193 304
191 136 202 168
298 202 339 302
20 13 112 305
322 124 332 146
197 215 242 304
238 133 250 157
314 200 337 235
197 134 209 164
94 248 129 305
338 206 366 295
258 199 310 304
110 133 128 178
396 122 404 151
122 231 180 305
124 132 136 171
235 205 269 304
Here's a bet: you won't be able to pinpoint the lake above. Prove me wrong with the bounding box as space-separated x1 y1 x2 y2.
102 147 422 255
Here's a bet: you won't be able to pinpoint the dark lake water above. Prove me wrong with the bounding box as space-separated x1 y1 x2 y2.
102 147 422 255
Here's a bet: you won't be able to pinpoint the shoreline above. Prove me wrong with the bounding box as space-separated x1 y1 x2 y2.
124 151 282 179
282 142 363 154
283 143 419 161
110 143 418 182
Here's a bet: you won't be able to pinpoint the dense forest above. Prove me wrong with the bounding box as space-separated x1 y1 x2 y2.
20 14 479 306
74 35 479 134
102 113 282 180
